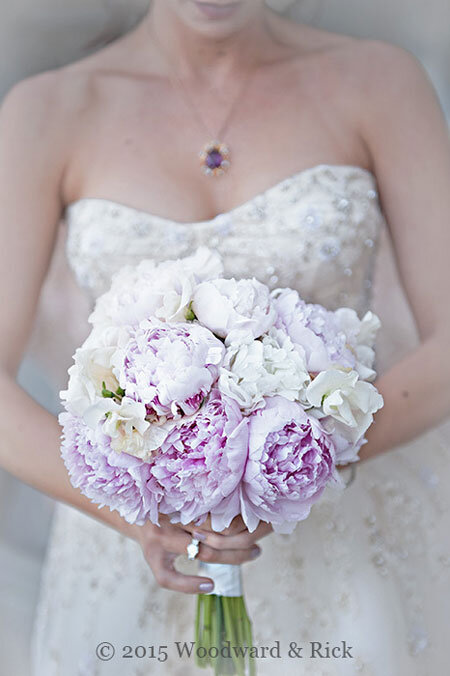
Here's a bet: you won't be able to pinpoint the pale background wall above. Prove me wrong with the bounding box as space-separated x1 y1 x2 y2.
0 1 448 673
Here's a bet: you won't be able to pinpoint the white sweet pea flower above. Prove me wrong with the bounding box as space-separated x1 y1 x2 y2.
306 368 384 443
82 392 172 462
219 327 311 412
110 427 149 460
357 311 382 347
60 325 130 419
60 362 99 419
192 277 276 343
333 309 381 381
81 394 178 462
352 344 377 382
100 397 148 438
333 308 380 348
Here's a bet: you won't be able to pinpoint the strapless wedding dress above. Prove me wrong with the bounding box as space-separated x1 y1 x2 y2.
31 164 450 676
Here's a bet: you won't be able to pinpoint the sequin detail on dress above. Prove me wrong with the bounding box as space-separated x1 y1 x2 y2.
64 164 381 315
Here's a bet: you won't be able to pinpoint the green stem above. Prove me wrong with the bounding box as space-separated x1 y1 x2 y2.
236 597 246 652
205 594 214 666
243 598 256 676
195 595 201 666
195 592 256 676
222 597 245 676
196 594 207 669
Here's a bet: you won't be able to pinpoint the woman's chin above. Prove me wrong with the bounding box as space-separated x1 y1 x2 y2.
176 0 260 36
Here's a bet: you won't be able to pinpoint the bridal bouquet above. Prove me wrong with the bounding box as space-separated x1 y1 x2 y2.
59 247 383 676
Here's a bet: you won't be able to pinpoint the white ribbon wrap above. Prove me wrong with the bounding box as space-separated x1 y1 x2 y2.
198 562 243 597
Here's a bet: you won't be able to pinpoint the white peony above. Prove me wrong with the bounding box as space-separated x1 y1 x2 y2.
192 277 276 344
89 247 224 328
305 368 384 443
219 327 311 412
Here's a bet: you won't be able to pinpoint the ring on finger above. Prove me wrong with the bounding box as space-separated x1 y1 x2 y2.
186 537 200 560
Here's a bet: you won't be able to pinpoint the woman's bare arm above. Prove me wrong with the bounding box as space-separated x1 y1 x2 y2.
354 42 450 460
0 73 145 537
0 73 265 592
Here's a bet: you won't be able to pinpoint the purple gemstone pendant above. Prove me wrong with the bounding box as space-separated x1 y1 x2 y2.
199 140 230 177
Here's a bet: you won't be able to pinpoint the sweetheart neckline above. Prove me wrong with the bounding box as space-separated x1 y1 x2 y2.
64 163 377 228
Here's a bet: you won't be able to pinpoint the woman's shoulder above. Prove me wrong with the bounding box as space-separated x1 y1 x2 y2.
0 52 117 179
317 30 436 128
1 63 98 126
0 69 85 153
0 41 135 143
2 21 138 112
283 21 429 125
281 19 422 88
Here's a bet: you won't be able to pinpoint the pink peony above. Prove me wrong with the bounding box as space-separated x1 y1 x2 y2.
59 411 163 525
150 389 249 531
240 397 339 534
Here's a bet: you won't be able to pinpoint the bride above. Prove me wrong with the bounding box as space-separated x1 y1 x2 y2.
1 1 449 674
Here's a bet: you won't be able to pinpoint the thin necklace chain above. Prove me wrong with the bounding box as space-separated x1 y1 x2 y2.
149 26 258 142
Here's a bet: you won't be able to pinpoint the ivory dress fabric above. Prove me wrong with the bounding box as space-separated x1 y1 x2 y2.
31 164 450 675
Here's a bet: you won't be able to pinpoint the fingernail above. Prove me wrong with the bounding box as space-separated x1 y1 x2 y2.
199 582 214 592
193 531 207 542
250 547 261 559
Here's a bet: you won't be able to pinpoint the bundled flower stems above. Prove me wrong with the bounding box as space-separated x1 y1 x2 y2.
60 248 384 676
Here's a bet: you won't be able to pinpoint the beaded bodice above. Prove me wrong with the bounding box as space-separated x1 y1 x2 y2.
64 164 384 315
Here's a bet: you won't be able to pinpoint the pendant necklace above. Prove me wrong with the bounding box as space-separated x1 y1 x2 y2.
150 30 257 177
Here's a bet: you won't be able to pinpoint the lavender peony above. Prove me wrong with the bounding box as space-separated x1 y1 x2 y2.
272 288 357 373
273 289 382 381
239 397 339 534
112 319 225 422
59 411 162 525
150 389 249 531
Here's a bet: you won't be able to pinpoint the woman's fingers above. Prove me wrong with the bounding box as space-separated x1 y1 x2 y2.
184 514 248 536
147 547 215 594
137 522 211 594
192 520 273 551
159 523 197 552
142 536 261 594
160 524 262 564
218 515 248 535
198 544 261 565
137 514 268 593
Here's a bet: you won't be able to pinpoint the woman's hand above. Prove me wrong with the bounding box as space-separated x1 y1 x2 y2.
134 514 272 594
